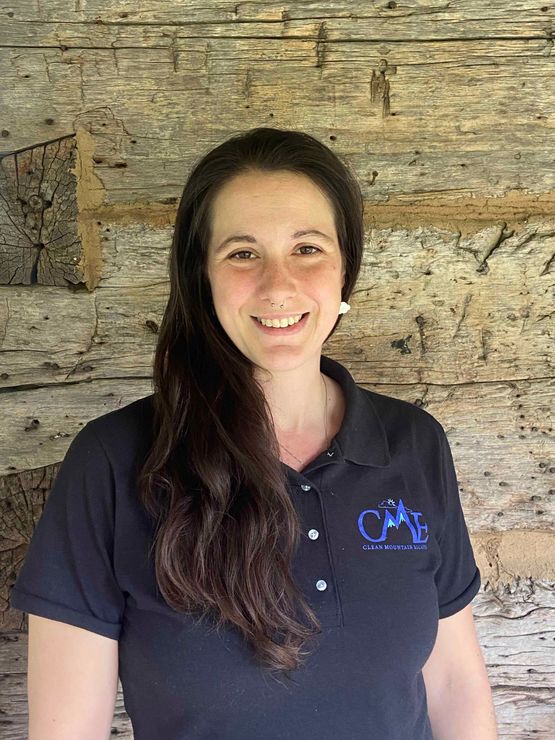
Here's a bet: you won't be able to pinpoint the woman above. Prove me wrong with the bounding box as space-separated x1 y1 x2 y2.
11 127 497 738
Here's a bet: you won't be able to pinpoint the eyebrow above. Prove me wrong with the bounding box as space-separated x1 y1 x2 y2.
214 229 335 254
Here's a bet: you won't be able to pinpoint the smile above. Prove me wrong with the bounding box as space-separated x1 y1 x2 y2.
256 314 303 327
251 312 309 335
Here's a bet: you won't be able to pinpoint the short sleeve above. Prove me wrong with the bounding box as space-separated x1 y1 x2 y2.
10 422 124 640
434 427 481 619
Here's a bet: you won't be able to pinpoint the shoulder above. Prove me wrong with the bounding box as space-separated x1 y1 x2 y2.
358 384 447 448
82 393 157 466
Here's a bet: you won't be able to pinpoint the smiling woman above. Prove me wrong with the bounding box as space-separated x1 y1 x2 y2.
10 127 494 740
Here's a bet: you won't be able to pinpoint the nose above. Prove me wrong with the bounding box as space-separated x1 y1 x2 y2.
257 260 298 306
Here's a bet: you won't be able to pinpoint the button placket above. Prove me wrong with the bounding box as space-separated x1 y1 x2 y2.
292 476 341 626
306 489 326 595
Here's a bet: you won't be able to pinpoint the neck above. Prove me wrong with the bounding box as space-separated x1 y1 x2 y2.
253 359 329 435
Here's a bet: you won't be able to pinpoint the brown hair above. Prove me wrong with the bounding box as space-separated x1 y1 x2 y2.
137 127 364 682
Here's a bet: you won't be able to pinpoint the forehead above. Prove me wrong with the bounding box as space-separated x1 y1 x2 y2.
208 171 337 244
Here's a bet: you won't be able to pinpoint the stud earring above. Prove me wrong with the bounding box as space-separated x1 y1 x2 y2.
339 301 351 315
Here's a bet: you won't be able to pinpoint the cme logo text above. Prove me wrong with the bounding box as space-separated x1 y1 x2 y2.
358 498 429 550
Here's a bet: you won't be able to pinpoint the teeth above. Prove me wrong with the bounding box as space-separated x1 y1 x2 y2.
256 314 303 328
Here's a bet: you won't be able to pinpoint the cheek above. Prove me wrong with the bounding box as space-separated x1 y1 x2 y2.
213 276 251 312
309 267 343 297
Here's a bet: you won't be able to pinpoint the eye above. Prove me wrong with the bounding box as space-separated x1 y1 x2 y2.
228 250 255 260
228 245 322 260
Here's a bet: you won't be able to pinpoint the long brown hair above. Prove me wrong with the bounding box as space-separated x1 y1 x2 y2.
137 127 364 681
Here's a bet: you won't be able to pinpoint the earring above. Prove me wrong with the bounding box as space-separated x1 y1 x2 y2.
339 301 351 315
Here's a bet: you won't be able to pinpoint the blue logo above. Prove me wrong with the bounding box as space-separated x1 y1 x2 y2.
358 498 429 550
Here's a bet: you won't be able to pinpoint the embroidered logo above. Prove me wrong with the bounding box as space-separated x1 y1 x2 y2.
358 498 429 550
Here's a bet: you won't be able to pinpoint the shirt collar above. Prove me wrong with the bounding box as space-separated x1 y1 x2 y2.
321 354 391 468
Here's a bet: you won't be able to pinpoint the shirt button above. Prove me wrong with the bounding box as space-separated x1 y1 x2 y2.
316 579 327 591
308 529 319 540
300 484 311 491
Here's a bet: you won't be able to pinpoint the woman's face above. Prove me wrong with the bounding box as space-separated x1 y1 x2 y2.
205 170 346 372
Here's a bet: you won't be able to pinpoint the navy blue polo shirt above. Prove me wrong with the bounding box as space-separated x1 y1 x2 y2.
11 354 481 739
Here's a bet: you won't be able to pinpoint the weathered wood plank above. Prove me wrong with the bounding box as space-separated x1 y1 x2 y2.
1 28 554 201
3 0 555 39
474 579 555 737
473 578 555 689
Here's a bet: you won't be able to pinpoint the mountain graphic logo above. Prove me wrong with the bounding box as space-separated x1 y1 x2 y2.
358 497 429 544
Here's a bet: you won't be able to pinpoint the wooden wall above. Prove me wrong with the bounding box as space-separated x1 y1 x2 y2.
1 1 554 737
